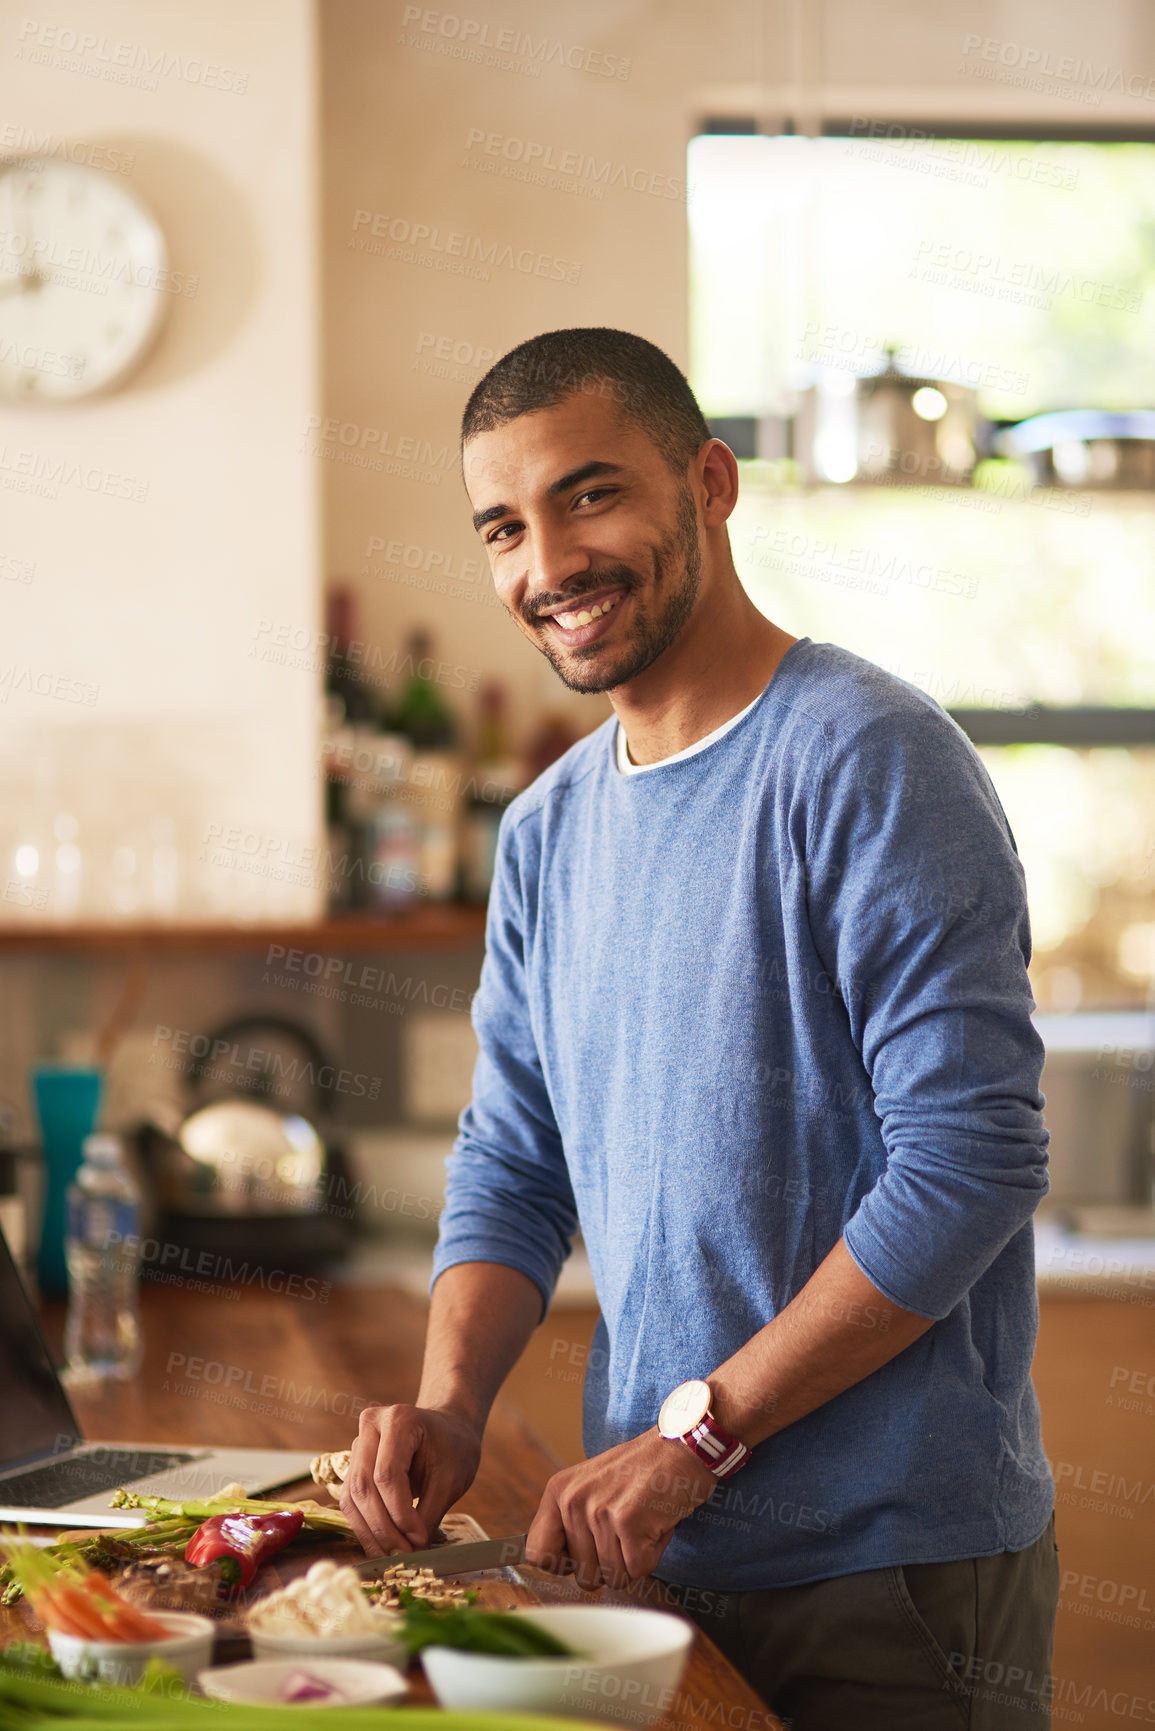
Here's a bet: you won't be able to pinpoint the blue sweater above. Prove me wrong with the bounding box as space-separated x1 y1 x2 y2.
433 640 1054 1589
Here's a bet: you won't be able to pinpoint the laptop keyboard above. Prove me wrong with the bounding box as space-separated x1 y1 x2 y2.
0 1448 198 1509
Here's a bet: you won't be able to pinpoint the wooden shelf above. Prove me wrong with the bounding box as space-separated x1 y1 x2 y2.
0 906 488 955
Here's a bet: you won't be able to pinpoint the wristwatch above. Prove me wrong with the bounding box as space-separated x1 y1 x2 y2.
657 1379 750 1479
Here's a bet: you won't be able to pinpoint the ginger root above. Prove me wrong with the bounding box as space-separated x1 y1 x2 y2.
309 1449 351 1490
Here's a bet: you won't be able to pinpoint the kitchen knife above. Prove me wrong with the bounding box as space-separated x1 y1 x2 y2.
355 1532 527 1579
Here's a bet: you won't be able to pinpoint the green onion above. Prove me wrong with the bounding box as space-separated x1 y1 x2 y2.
0 1654 585 1729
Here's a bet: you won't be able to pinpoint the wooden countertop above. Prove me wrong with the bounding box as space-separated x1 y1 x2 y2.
4 1282 780 1731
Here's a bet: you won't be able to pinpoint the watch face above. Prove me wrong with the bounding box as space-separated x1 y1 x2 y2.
0 158 168 402
658 1378 712 1439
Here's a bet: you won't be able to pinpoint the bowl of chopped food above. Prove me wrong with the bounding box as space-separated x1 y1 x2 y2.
410 1603 695 1726
47 1610 215 1687
199 1656 410 1708
247 1560 407 1666
0 1533 215 1688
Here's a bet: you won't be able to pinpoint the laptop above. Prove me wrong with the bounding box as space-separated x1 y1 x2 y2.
0 1226 315 1528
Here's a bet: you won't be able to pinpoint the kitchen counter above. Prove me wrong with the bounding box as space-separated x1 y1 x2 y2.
1035 1217 1155 1297
4 1280 780 1731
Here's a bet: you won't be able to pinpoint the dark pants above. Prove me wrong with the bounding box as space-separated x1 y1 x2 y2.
666 1516 1059 1730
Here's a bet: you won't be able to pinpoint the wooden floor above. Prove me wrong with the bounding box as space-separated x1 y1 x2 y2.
503 1295 1155 1731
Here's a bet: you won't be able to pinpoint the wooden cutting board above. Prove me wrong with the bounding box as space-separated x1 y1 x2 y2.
212 1510 537 1667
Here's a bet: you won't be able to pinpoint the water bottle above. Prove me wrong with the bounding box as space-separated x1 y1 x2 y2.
64 1134 142 1381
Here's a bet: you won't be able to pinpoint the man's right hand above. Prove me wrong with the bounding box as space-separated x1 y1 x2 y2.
342 1261 543 1557
339 1402 482 1557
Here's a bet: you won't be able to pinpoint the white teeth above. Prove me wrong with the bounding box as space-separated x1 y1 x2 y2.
551 592 621 631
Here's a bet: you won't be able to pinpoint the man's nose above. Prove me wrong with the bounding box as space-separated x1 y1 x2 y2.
525 521 592 597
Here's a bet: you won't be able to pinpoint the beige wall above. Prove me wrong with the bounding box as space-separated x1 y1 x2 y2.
322 0 763 749
0 0 322 923
7 0 1155 917
320 0 1155 751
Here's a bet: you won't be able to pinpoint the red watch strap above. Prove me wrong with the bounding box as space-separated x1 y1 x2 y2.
680 1410 749 1480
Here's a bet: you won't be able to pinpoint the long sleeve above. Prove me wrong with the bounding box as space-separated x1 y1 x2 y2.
419 651 1055 1585
431 813 579 1316
805 709 1050 1320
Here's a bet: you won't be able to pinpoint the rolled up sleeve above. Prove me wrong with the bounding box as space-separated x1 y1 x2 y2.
807 710 1049 1320
431 815 578 1317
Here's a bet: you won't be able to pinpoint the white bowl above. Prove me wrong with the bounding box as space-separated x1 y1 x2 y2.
199 1657 409 1707
421 1605 695 1727
47 1611 215 1687
249 1624 408 1669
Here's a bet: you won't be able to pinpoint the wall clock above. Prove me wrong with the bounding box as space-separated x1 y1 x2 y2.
0 157 168 402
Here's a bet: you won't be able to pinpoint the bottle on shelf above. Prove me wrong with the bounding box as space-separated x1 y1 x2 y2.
390 629 464 904
462 681 527 902
322 585 399 914
391 628 459 751
325 586 384 725
63 1133 142 1382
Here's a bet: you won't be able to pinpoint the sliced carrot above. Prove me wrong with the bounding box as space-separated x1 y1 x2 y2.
96 1599 168 1642
83 1571 169 1640
5 1538 170 1643
24 1587 87 1638
34 1585 105 1639
51 1584 117 1640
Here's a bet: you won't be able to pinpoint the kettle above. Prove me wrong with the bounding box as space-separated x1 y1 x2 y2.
139 1015 356 1269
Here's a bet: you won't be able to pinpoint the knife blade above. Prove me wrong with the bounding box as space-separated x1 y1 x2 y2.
355 1532 527 1580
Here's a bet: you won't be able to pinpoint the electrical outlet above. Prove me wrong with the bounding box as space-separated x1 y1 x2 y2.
402 1012 478 1123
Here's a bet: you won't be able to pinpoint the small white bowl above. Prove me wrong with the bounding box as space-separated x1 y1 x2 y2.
421 1605 694 1727
47 1611 214 1687
199 1657 409 1707
249 1624 408 1670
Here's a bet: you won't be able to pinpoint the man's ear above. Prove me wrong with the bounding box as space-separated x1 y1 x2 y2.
698 438 741 526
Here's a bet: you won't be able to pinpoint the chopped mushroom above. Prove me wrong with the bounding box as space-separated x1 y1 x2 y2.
361 1563 473 1610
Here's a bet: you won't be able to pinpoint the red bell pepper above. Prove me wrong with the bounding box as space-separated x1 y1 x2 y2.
185 1507 303 1596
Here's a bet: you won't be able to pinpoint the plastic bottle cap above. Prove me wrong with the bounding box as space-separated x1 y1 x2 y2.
82 1134 122 1164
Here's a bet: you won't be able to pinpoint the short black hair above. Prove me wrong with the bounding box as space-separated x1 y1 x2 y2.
461 327 711 475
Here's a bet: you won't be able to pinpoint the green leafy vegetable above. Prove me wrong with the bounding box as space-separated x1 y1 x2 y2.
395 1590 577 1658
0 1642 61 1679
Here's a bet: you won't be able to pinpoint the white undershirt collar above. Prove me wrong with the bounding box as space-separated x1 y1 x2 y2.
614 685 765 775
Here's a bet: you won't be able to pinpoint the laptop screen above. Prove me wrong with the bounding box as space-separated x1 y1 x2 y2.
0 1224 81 1471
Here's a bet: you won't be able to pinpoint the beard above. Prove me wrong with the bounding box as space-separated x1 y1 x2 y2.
523 486 702 695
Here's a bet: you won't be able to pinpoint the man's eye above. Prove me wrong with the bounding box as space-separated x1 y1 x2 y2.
575 488 615 507
486 522 521 545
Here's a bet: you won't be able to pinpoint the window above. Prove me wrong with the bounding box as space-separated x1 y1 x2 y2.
690 130 1155 1008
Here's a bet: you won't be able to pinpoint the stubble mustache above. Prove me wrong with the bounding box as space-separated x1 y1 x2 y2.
521 565 640 628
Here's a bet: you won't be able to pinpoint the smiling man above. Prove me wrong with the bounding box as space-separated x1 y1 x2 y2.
342 329 1059 1729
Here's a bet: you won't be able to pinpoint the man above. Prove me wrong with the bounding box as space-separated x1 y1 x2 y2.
342 329 1059 1728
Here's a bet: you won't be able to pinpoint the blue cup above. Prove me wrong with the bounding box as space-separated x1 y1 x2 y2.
31 1065 104 1296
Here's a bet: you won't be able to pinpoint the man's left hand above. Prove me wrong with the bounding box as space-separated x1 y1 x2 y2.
526 1428 717 1590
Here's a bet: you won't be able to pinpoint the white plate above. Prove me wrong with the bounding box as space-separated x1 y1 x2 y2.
198 1656 410 1707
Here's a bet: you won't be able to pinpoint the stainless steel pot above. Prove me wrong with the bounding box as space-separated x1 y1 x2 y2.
995 409 1155 489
